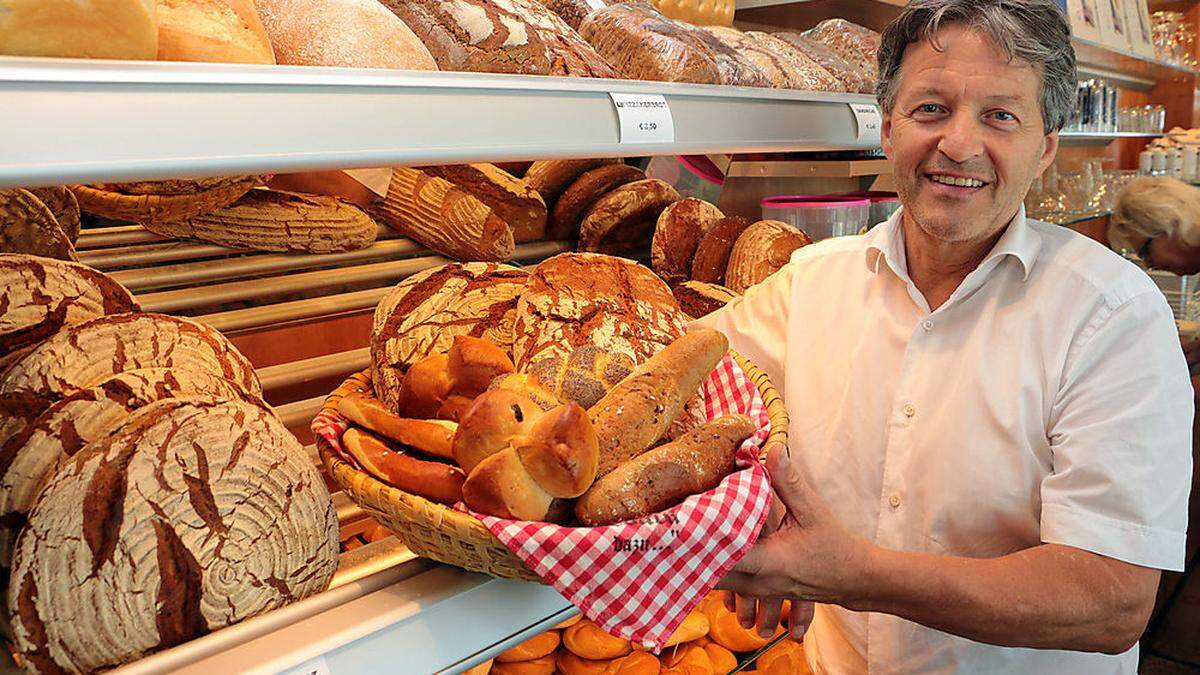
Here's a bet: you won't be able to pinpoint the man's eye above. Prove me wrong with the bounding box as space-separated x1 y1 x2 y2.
991 110 1017 122
916 104 941 114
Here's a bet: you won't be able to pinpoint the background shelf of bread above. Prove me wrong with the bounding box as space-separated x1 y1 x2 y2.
0 0 880 94
466 593 811 674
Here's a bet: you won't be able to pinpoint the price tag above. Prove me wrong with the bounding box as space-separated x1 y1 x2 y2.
278 655 332 675
609 93 675 144
849 103 882 143
342 168 393 199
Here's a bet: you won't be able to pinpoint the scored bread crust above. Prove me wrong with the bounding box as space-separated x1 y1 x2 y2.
651 197 724 284
371 263 528 411
690 216 750 284
724 219 811 293
0 190 76 262
672 280 740 319
548 163 646 240
26 188 81 244
421 164 548 243
0 254 139 357
577 178 680 254
8 398 338 674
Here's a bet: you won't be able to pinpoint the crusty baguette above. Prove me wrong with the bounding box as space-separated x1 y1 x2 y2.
576 414 755 525
589 328 728 477
338 391 456 461
342 427 464 505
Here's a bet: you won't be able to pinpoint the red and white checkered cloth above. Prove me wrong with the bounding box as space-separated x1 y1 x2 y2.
316 354 773 651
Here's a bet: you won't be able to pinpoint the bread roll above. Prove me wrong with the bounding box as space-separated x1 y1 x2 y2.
563 620 632 660
664 609 710 647
422 164 548 243
659 644 713 674
703 596 783 652
578 179 680 254
701 643 736 673
393 336 515 419
0 255 139 357
462 659 493 675
488 373 561 412
757 639 809 675
496 630 561 662
342 428 465 505
453 389 550 474
651 197 724 283
491 655 556 675
254 0 437 69
724 219 811 293
462 446 554 520
0 0 158 59
577 415 753 525
156 0 276 64
513 401 598 497
589 329 728 477
607 651 662 674
523 344 635 410
549 164 647 240
556 650 613 675
690 216 750 284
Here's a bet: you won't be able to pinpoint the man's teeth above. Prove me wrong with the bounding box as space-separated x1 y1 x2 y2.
930 175 985 187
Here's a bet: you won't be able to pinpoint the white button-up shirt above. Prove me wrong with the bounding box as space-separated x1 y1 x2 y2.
696 207 1193 674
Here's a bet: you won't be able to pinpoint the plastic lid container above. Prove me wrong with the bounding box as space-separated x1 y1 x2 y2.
761 195 871 240
840 191 901 227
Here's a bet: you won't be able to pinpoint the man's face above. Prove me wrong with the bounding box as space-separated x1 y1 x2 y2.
881 25 1059 244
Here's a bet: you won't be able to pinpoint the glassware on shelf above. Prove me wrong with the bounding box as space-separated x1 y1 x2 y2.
1152 11 1198 68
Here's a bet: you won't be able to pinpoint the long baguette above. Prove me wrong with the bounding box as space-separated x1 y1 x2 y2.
588 328 728 477
576 415 755 525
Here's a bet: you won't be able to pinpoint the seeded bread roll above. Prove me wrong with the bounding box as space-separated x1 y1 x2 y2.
421 164 548 243
651 197 724 283
8 398 338 674
370 263 528 411
577 179 680 254
524 344 635 410
254 0 438 69
724 219 812 293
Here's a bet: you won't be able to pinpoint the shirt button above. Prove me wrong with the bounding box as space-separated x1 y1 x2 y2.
889 494 902 508
902 404 916 417
922 320 934 331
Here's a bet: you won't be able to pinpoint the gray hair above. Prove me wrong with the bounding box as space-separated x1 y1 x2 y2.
875 0 1077 134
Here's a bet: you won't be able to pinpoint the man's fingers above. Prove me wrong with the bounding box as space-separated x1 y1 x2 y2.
735 593 757 630
755 598 785 638
790 600 815 639
723 590 737 613
766 445 817 526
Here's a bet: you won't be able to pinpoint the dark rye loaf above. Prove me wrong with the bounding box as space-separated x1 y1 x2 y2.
371 263 528 411
0 313 261 452
579 4 721 84
380 0 617 77
0 254 139 357
8 398 338 674
0 368 265 570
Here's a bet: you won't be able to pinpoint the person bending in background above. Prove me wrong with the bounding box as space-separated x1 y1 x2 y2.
699 0 1194 673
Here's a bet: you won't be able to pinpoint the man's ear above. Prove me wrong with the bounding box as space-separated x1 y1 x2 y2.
881 109 893 159
1037 131 1059 176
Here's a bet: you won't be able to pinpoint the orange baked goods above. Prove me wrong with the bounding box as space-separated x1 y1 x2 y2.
491 654 556 675
555 614 584 630
659 644 713 675
663 609 710 647
703 594 785 652
700 643 736 673
564 620 633 660
606 651 662 674
497 630 561 662
557 650 613 675
758 639 811 675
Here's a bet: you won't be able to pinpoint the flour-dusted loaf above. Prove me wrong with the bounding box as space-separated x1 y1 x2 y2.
743 31 840 91
0 255 139 357
255 0 436 69
802 18 881 84
690 216 750 284
155 0 276 64
577 178 680 253
579 3 720 83
8 398 338 674
421 164 548 243
772 31 873 93
536 0 608 30
0 312 261 450
146 189 378 253
371 263 528 411
26 188 81 245
0 0 158 60
548 164 646 240
0 190 76 262
724 219 812 293
372 167 514 262
72 176 263 225
525 158 619 209
523 344 635 409
672 280 739 318
380 0 617 77
651 197 724 284
0 368 262 570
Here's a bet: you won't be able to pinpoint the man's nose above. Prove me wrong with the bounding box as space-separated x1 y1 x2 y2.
936 111 985 164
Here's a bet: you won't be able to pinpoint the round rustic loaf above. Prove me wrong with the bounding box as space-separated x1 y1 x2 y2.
651 197 724 283
0 313 261 451
0 190 76 261
8 397 338 674
690 216 750 285
371 263 528 411
577 179 681 254
0 254 139 357
26 188 81 244
548 164 646 241
724 219 811 293
254 0 438 69
0 368 264 570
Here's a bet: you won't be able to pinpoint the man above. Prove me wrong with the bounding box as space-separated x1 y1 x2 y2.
701 0 1194 672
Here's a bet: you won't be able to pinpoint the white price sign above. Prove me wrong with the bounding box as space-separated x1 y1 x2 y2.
850 103 882 143
609 93 675 144
278 655 332 675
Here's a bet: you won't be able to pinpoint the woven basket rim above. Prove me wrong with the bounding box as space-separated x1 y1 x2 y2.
317 350 789 581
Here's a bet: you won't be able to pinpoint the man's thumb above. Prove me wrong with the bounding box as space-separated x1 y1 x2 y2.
766 443 813 522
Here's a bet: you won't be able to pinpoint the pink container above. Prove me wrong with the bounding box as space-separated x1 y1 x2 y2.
761 195 871 240
840 191 901 227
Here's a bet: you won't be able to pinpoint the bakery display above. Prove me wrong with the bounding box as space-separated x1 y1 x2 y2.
579 4 721 84
724 219 812 293
700 25 834 90
343 426 466 505
577 178 681 253
803 18 881 84
71 176 262 225
548 164 647 241
0 0 158 60
690 23 773 87
155 0 276 64
525 159 620 211
8 397 338 673
255 0 438 69
772 31 874 93
0 189 76 261
421 164 548 243
743 30 841 91
651 197 725 284
380 0 618 78
145 188 378 253
372 167 515 262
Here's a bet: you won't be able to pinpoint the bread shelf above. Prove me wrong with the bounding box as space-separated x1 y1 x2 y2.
0 56 881 188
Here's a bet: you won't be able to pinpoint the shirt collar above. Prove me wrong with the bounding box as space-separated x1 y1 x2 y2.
865 204 1041 282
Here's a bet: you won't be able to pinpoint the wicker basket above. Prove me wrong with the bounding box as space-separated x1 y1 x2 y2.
70 177 261 225
317 352 789 582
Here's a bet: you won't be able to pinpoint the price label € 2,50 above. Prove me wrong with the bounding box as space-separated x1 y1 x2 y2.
609 93 676 144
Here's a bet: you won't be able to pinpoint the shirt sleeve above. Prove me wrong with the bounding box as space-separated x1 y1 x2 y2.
1041 290 1194 571
687 258 797 393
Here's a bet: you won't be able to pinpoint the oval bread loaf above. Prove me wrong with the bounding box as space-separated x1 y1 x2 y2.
0 190 76 261
0 0 158 60
0 254 139 357
690 216 750 284
651 197 724 283
421 164 548 243
254 0 438 69
8 397 338 674
156 0 276 64
577 179 680 254
525 158 620 208
724 219 811 293
548 163 647 241
26 188 81 244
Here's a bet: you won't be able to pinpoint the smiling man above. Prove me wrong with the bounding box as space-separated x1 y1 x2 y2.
699 0 1194 673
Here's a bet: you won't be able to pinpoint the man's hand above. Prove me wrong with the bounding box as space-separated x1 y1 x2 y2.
717 444 873 639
